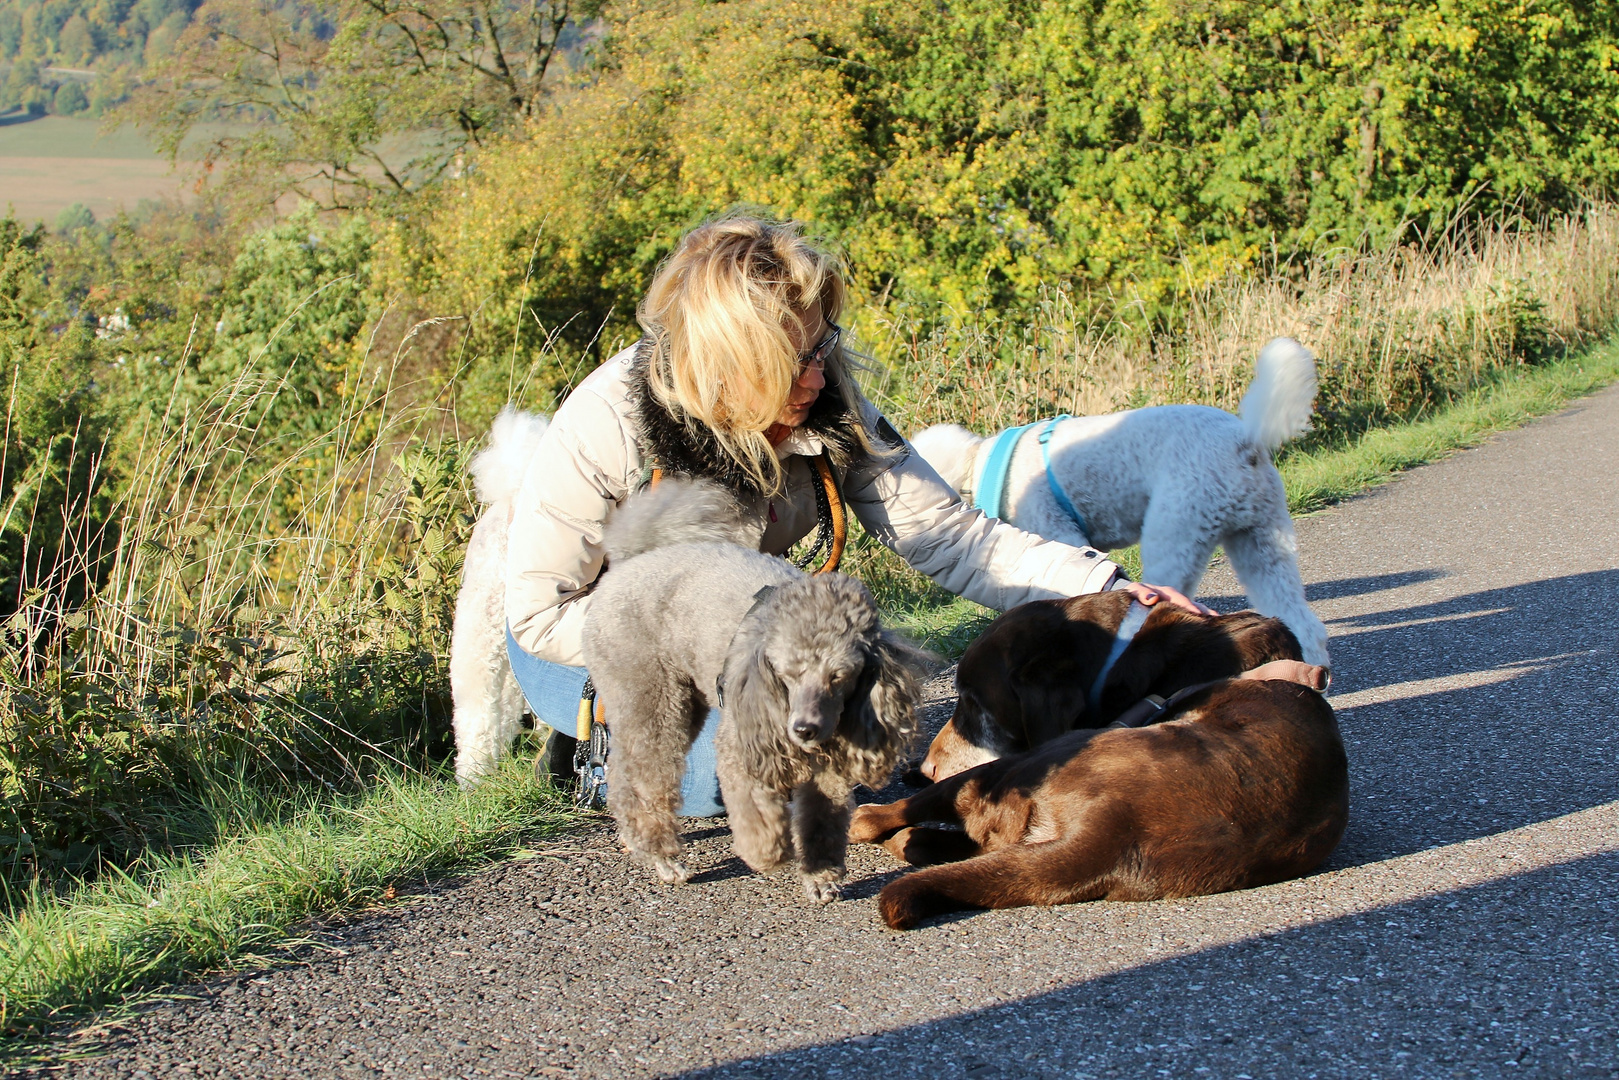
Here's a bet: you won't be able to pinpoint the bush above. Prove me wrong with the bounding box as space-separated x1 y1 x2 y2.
0 217 117 618
52 204 95 235
402 0 1619 360
0 387 477 889
51 80 88 115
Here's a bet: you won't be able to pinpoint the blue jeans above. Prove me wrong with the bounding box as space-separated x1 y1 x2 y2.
504 627 725 817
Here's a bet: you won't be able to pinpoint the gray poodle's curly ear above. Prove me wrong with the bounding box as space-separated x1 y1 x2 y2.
843 631 935 759
722 645 796 789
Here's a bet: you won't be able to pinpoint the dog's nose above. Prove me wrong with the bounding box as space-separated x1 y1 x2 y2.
920 757 938 781
792 720 820 742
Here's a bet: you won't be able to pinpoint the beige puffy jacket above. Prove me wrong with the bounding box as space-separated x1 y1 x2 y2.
506 345 1122 665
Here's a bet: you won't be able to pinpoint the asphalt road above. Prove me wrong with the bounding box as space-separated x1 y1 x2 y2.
35 385 1619 1079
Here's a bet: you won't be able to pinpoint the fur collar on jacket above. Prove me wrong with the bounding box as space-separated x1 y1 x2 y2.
626 337 869 497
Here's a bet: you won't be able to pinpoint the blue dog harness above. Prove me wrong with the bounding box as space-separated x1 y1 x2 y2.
1089 599 1152 709
972 416 1090 539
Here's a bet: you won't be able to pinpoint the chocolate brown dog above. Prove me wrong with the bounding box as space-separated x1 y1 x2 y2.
922 590 1306 780
851 660 1347 929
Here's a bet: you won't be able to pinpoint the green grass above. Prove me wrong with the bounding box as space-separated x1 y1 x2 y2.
0 759 574 1042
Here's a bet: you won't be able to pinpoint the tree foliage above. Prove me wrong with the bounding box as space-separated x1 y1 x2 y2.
124 0 604 213
397 0 1619 389
0 0 192 113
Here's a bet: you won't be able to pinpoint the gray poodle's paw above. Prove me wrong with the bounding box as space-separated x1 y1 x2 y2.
645 854 692 885
733 835 793 875
800 868 845 905
738 850 790 875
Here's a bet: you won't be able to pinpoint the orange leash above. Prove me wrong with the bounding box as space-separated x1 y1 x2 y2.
648 451 845 575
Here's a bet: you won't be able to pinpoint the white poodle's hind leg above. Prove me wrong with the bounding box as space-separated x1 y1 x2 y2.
451 505 525 787
1222 524 1331 667
1136 495 1221 599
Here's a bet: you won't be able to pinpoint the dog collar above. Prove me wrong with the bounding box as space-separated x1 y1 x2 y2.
972 417 1091 540
1107 678 1224 729
1089 599 1152 711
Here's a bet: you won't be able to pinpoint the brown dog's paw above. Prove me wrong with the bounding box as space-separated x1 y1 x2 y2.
877 878 925 930
882 826 981 866
879 827 918 862
848 803 900 845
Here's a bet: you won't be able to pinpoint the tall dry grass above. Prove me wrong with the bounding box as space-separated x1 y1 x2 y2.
862 204 1619 438
0 321 500 888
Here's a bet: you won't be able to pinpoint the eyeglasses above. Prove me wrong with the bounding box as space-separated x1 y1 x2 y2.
797 324 841 375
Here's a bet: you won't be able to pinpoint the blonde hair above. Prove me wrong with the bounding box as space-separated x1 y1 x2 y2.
638 212 870 494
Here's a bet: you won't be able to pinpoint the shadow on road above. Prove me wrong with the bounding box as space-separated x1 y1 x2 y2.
1324 569 1614 868
1203 569 1618 867
681 850 1619 1079
1307 568 1449 602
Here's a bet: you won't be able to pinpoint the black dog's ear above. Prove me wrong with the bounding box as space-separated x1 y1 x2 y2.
1011 656 1093 743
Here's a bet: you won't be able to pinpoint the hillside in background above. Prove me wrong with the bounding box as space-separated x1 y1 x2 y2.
1 0 197 116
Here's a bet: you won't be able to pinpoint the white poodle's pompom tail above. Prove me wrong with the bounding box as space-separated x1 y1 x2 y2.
469 405 551 506
603 477 757 563
1239 337 1318 451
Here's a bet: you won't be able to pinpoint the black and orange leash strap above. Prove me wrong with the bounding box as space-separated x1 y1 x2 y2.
647 450 846 576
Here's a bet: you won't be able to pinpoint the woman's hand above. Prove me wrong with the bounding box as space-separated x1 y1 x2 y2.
1119 580 1216 616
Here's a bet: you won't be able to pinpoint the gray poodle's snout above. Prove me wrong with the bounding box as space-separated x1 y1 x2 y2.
786 684 841 749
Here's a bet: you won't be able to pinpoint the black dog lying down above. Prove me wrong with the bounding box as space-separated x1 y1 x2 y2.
851 659 1347 930
920 590 1307 781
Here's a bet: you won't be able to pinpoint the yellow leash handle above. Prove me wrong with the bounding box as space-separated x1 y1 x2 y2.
575 695 594 742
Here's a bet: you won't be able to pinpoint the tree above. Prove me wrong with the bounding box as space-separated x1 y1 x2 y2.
53 204 96 234
0 217 116 614
397 0 1619 374
52 79 89 115
124 0 605 214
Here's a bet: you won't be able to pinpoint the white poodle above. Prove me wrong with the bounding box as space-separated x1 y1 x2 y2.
450 405 550 786
909 337 1329 665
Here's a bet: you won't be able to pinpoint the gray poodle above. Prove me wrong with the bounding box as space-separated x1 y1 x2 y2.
582 478 931 903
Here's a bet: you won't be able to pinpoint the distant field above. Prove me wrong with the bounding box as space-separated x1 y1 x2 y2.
0 114 186 226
